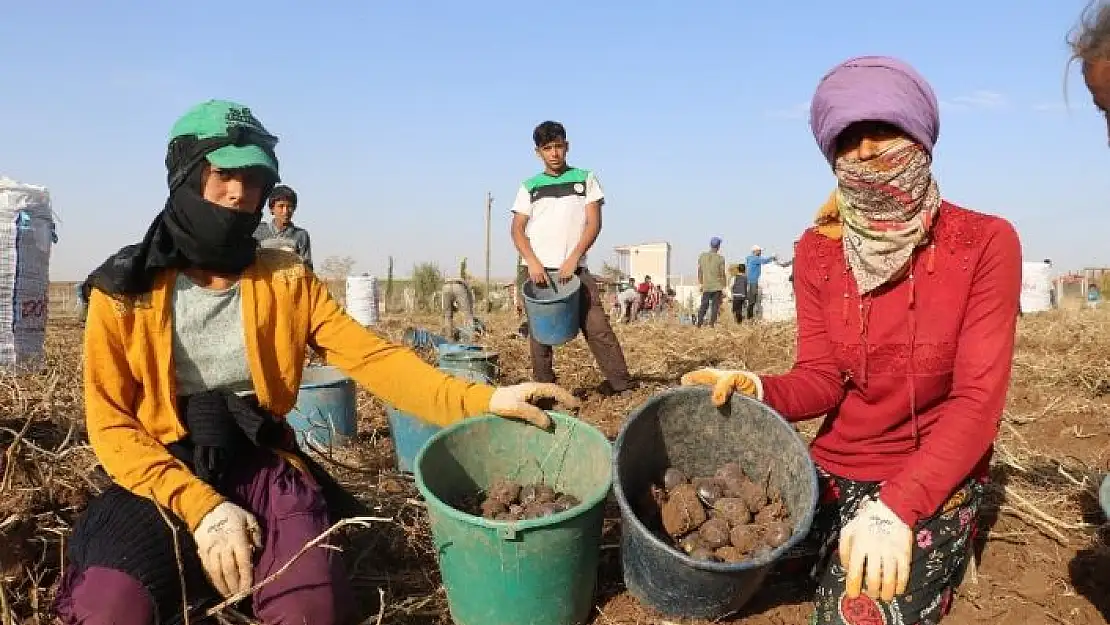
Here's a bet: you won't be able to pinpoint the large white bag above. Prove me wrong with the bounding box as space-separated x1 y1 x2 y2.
0 177 55 367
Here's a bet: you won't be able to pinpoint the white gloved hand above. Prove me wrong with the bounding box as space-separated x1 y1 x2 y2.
839 497 913 602
193 501 263 598
679 368 764 406
488 383 581 429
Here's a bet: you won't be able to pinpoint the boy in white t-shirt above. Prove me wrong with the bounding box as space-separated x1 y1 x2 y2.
510 121 634 395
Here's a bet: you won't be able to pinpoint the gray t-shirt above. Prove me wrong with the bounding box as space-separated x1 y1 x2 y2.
172 273 253 396
253 221 313 270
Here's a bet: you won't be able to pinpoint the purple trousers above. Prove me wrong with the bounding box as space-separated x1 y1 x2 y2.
55 451 351 625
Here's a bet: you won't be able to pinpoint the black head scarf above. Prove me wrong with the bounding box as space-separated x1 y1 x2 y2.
84 132 279 297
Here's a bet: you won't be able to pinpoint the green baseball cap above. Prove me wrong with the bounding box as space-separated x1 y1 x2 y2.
169 99 280 179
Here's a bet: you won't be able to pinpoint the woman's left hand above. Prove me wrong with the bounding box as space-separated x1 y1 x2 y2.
488 383 581 429
839 497 913 602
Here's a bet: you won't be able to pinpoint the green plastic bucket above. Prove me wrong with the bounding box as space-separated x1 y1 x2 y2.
414 413 613 625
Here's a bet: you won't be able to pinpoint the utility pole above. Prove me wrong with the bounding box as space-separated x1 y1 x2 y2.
484 191 493 313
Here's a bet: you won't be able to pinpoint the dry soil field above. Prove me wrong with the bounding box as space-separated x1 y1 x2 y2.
1 307 1109 624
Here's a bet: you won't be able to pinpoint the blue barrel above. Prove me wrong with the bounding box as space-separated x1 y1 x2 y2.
386 351 497 473
287 366 358 450
522 274 582 346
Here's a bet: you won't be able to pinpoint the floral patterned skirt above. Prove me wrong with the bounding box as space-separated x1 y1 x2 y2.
795 471 985 625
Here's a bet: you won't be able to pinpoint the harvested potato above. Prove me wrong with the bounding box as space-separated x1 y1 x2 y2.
519 484 539 505
755 499 786 524
488 480 521 506
534 484 557 504
678 533 705 554
730 524 759 554
552 494 580 512
661 484 707 536
720 477 747 499
713 498 752 525
739 480 768 514
698 518 731 550
663 468 688 491
480 500 507 519
693 478 724 507
765 521 792 548
715 545 744 563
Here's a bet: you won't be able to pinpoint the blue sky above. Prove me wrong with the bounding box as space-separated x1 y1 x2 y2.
1 0 1105 281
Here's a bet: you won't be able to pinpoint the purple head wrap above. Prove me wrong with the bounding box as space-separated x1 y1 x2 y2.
809 56 940 167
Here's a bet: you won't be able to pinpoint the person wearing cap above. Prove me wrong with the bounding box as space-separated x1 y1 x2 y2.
58 100 578 625
1071 1 1110 523
682 57 1020 624
253 185 313 270
743 244 776 320
696 237 727 327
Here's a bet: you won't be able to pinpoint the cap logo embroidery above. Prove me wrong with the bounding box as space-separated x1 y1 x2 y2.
226 107 262 130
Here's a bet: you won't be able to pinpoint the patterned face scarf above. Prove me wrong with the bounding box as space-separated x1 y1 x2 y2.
834 139 941 294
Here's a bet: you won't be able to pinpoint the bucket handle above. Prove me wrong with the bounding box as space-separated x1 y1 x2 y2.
503 419 578 490
539 419 578 488
496 524 519 540
534 269 568 294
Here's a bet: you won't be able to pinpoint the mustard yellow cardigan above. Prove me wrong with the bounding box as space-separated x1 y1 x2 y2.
83 249 495 530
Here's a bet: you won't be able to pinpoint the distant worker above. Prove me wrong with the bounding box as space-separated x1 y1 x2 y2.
441 275 484 342
730 264 748 324
744 244 777 320
510 120 635 396
253 185 312 270
696 237 727 327
617 277 640 323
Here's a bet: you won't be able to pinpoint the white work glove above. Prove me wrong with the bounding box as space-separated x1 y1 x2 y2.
193 501 263 598
679 368 764 406
839 497 913 602
488 383 581 429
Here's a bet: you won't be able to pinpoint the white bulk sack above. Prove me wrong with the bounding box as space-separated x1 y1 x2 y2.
346 275 380 326
1020 262 1053 314
0 177 55 367
760 263 796 322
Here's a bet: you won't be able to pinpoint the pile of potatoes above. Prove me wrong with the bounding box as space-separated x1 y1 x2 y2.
640 462 793 563
464 479 581 521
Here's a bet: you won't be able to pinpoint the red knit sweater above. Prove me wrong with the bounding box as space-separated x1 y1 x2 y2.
760 202 1021 527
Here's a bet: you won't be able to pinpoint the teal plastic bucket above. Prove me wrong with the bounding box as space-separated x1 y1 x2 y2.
437 348 498 383
415 413 613 625
386 406 443 473
385 352 497 473
522 274 582 346
287 366 357 450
